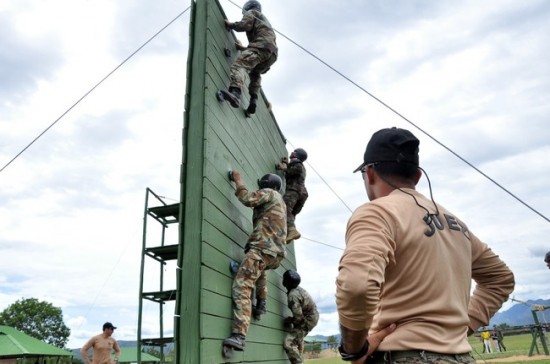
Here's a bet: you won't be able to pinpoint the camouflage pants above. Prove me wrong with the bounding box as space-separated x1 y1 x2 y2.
230 47 277 97
283 189 308 227
284 325 311 364
231 249 282 336
369 351 476 364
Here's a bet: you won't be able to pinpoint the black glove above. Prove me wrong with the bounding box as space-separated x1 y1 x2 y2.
284 316 294 326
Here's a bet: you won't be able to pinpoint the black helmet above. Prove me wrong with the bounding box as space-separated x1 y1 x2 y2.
282 270 301 290
243 0 261 13
258 173 282 191
293 148 308 162
545 251 550 262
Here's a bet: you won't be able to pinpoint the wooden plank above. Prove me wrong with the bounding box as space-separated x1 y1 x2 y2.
202 221 246 268
200 286 289 329
203 197 250 249
204 75 284 176
201 339 290 364
203 119 260 193
200 315 290 363
176 0 297 362
177 0 205 362
200 241 289 311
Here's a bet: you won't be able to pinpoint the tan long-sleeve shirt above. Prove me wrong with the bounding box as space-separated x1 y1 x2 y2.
336 189 514 353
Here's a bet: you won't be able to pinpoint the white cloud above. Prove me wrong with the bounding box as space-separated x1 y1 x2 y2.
1 0 550 348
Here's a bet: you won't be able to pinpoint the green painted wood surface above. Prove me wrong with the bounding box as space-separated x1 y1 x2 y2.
177 0 295 362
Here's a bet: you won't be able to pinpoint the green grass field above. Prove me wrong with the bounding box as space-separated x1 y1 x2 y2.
305 333 550 363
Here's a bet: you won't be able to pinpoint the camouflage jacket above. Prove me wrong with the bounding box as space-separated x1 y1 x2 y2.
236 185 287 257
288 286 319 329
232 10 277 53
285 158 307 194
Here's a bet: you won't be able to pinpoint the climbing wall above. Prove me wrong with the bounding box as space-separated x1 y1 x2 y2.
175 0 296 362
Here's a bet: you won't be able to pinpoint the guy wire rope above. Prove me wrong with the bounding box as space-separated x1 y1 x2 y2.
224 0 550 224
0 6 191 175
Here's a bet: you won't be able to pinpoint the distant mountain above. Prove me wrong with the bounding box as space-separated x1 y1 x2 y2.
72 300 550 356
71 340 173 360
71 340 137 352
119 340 150 348
490 299 550 327
306 334 339 342
308 299 550 343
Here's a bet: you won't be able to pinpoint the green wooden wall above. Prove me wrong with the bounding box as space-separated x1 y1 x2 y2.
176 0 296 362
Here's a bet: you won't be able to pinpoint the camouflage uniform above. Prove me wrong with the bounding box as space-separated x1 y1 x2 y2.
229 9 278 97
284 286 319 364
368 351 476 363
495 328 506 351
231 185 287 336
283 158 308 229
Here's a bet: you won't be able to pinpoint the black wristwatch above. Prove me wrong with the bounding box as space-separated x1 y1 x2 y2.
338 339 369 361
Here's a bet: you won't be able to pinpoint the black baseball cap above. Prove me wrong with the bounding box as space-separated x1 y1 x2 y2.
353 127 420 173
103 322 117 330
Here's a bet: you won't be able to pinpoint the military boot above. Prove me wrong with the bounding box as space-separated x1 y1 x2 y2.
286 226 301 242
252 298 266 320
221 86 241 108
245 94 258 115
223 333 246 351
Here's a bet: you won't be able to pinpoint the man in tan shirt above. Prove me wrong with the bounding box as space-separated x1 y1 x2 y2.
336 127 514 363
81 322 121 364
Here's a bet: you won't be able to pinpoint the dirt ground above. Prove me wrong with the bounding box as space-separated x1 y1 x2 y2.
474 355 548 362
307 349 549 362
304 348 338 360
317 349 338 358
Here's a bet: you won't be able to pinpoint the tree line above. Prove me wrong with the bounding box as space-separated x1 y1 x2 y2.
0 297 70 349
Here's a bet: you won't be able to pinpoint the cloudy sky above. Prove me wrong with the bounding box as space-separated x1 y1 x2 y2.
1 0 550 349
